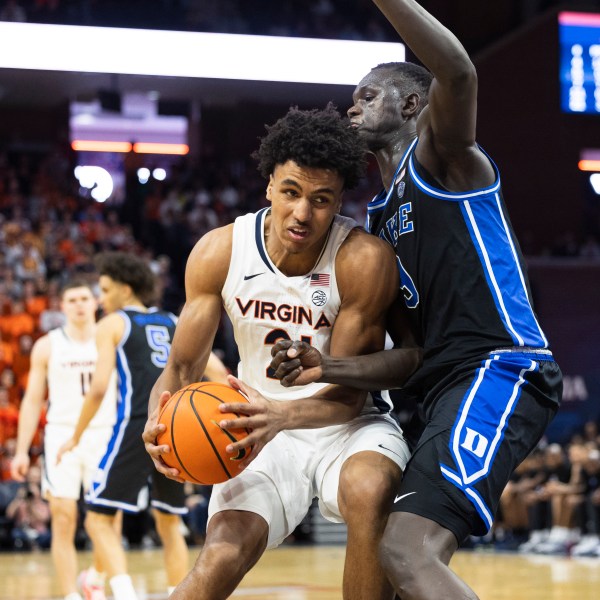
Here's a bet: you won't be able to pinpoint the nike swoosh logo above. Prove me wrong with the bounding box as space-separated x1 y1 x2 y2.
378 443 404 460
394 491 416 504
243 273 265 280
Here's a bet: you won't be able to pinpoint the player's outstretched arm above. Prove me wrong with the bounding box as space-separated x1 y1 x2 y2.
11 336 50 481
143 225 231 479
270 340 422 390
373 1 494 187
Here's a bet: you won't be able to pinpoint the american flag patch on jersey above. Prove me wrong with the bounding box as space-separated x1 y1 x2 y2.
310 273 330 287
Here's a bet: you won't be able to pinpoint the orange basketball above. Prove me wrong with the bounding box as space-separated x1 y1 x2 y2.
156 382 252 484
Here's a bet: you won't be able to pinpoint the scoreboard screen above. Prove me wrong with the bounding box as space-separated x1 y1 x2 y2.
559 11 600 114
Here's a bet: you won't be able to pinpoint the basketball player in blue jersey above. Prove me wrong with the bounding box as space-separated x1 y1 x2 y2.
269 2 563 599
143 105 420 600
56 252 191 600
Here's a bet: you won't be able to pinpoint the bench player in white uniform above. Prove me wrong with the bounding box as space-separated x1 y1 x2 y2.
144 106 420 600
12 280 117 600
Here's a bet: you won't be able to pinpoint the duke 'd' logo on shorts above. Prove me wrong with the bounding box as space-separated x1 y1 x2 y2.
312 290 327 306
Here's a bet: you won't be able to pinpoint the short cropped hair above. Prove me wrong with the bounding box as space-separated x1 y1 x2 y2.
253 104 367 190
94 252 156 305
59 279 95 298
373 62 433 115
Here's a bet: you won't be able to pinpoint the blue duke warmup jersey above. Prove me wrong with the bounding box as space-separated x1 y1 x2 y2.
367 139 554 404
115 307 177 419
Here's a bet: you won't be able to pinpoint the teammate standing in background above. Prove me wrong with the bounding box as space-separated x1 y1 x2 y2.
143 105 419 600
56 253 193 600
11 280 116 600
271 2 563 599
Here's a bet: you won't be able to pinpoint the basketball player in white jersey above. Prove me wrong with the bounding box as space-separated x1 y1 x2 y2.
144 106 420 600
11 280 117 600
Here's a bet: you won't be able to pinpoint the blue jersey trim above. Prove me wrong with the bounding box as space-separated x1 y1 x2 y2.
87 315 133 503
407 149 501 201
450 355 537 486
366 138 418 231
459 196 548 348
439 465 494 531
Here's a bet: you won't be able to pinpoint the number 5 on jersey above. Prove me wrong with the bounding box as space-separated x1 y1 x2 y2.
145 325 172 368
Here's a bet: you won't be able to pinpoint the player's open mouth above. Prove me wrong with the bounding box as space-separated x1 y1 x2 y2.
289 228 308 240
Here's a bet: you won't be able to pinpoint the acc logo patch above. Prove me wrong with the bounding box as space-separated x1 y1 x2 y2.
395 168 406 199
312 290 327 307
397 181 406 199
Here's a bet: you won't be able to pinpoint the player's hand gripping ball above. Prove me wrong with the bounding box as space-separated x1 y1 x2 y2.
156 382 252 484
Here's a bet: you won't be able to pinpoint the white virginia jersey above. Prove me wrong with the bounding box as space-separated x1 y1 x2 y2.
46 328 117 427
223 208 359 402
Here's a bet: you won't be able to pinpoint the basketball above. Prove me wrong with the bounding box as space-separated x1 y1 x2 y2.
156 382 252 484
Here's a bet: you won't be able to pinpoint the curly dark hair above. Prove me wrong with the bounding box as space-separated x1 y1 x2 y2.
94 252 156 306
373 62 433 116
253 104 367 190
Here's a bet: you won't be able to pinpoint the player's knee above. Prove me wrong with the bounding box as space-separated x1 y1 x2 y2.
153 510 179 539
50 509 75 535
338 459 398 521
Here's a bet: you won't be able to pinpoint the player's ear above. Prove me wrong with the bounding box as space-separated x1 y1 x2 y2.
266 175 274 202
402 92 421 117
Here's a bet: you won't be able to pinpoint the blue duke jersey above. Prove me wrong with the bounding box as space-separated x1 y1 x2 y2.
116 307 177 419
367 139 552 401
222 208 386 411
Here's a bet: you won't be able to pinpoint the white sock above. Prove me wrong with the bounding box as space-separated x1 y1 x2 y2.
87 566 106 585
65 594 83 600
109 574 138 600
168 586 177 595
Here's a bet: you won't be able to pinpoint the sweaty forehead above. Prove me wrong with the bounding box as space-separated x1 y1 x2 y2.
355 69 399 95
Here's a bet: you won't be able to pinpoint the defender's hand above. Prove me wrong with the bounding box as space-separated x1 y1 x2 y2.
270 340 324 387
142 391 185 483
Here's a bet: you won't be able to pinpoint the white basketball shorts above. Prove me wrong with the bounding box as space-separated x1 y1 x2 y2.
42 423 113 500
208 411 410 548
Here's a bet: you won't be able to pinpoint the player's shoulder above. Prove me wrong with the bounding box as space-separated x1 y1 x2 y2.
193 223 234 253
339 225 396 266
97 311 127 339
186 223 234 293
31 333 51 361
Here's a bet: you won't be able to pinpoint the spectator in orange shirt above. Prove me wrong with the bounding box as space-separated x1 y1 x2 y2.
23 280 48 325
0 387 19 446
5 299 35 350
0 368 20 406
13 334 33 391
0 438 17 481
0 330 14 373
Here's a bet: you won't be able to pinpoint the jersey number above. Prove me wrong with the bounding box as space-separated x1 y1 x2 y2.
396 256 420 309
80 372 93 395
145 325 172 368
264 328 312 380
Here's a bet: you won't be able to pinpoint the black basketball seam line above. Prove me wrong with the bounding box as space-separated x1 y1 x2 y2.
197 388 252 436
189 390 234 480
169 390 205 484
209 420 247 461
183 384 252 437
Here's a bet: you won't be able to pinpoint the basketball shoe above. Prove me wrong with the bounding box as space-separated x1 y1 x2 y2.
77 568 107 600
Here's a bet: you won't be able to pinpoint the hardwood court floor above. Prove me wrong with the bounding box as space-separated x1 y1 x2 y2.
1 545 599 599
